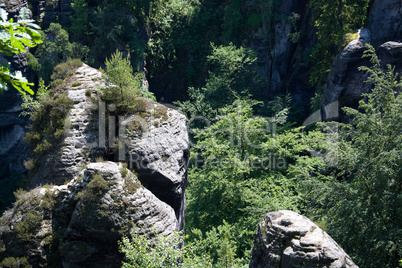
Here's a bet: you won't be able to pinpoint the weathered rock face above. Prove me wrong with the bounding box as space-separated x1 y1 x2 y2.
27 64 189 231
27 64 105 187
0 2 32 180
122 98 189 231
0 162 178 267
368 0 402 48
320 40 370 121
321 40 402 122
249 210 358 268
0 90 29 180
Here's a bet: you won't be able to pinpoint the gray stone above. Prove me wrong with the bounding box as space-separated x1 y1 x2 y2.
321 40 370 121
321 40 402 122
368 0 402 48
249 210 358 268
123 98 189 230
0 162 178 267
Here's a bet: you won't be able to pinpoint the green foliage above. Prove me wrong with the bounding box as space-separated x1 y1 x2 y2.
23 84 73 163
0 256 30 268
70 0 89 41
50 58 83 82
299 46 402 267
12 188 56 243
75 174 109 204
20 78 49 117
186 99 301 261
177 43 265 120
29 23 88 83
101 50 140 113
309 0 370 86
0 7 42 94
119 230 213 268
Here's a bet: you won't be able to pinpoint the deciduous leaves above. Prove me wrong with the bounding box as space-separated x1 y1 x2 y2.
0 7 42 94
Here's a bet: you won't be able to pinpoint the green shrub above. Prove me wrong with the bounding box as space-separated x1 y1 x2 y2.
15 211 42 241
85 89 91 97
120 167 128 178
120 231 213 268
33 140 52 155
23 158 37 171
72 81 82 87
50 58 83 82
0 257 30 268
75 174 109 203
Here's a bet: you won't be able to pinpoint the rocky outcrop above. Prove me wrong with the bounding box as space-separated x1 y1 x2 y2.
27 64 105 187
0 162 177 267
321 39 402 122
320 40 370 121
368 0 402 48
27 64 189 230
249 210 358 268
122 98 189 230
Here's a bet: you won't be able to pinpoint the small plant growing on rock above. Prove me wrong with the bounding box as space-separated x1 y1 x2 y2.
85 89 92 97
72 81 82 87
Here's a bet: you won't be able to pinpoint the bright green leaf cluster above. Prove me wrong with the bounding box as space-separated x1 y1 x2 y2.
0 7 42 94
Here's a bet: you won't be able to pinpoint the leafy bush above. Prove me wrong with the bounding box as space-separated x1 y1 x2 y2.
119 231 212 268
72 82 82 87
0 257 30 268
28 23 88 83
50 58 83 82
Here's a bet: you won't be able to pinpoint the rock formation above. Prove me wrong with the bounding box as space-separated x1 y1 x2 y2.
320 39 370 121
122 98 189 230
0 162 178 267
26 64 189 229
249 210 358 268
321 39 402 122
27 64 105 187
368 0 402 48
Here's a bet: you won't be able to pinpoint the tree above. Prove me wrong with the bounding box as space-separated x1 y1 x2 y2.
101 50 155 113
299 45 402 267
185 99 302 263
0 7 42 95
28 23 88 84
177 43 265 121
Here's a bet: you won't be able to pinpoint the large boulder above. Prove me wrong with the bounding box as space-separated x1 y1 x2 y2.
0 162 177 267
321 40 402 122
249 210 358 268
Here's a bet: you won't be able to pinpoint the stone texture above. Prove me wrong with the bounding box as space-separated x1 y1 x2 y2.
321 40 402 122
26 65 189 231
122 98 189 231
249 210 358 268
320 40 370 121
0 162 177 267
27 64 105 187
368 0 402 48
